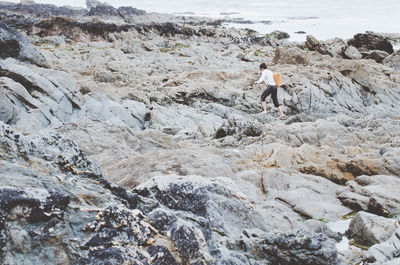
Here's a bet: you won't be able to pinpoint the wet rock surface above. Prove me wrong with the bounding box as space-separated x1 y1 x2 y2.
1 2 400 265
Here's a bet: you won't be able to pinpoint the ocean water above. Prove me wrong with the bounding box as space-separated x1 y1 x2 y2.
6 0 400 42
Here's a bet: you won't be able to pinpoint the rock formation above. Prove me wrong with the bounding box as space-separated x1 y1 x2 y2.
0 2 400 265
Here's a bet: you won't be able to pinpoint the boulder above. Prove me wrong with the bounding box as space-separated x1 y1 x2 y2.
365 227 400 264
362 50 390 63
348 32 394 54
382 49 400 70
346 211 399 246
86 5 122 20
342 45 363 60
338 175 400 218
305 36 349 58
266 30 290 40
273 47 310 65
247 230 338 265
323 38 348 58
305 35 330 55
86 0 110 9
215 118 263 139
0 21 48 67
117 6 146 23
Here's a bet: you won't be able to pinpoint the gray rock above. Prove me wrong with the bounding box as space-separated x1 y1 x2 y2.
1 6 400 265
338 175 400 218
81 94 148 131
0 121 207 265
0 58 83 131
338 246 365 265
305 35 331 55
365 227 400 264
0 3 86 21
0 85 18 124
276 187 352 221
348 32 394 54
86 0 109 9
149 103 225 137
324 38 348 58
86 5 121 20
363 50 390 63
133 175 339 265
227 229 338 265
266 30 290 40
346 211 399 246
0 21 48 67
273 47 310 65
117 6 146 23
342 45 363 60
20 0 35 4
382 49 400 70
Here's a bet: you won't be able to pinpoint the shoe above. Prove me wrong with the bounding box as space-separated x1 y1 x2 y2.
278 115 287 120
262 110 268 114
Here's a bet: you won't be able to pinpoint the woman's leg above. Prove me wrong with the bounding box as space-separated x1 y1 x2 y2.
271 86 285 117
261 86 272 112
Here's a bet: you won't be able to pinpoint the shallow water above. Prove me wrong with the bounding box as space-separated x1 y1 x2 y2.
327 219 352 252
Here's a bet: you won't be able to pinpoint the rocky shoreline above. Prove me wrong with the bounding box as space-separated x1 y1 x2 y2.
1 1 400 264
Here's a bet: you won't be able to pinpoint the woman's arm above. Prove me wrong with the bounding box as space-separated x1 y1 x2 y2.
254 71 266 84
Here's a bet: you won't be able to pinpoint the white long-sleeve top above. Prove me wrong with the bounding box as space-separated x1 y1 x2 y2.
256 69 276 86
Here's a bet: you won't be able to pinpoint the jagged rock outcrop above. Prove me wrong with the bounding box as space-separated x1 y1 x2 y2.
0 21 48 66
0 121 180 264
348 32 394 54
273 48 400 118
305 33 395 64
305 35 332 55
0 122 343 265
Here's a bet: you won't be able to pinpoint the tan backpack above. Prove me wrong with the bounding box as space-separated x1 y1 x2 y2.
273 73 283 87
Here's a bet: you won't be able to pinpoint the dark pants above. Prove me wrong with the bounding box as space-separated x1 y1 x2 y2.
261 85 280 107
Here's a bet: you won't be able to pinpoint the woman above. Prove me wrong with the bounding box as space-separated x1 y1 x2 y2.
254 63 286 119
